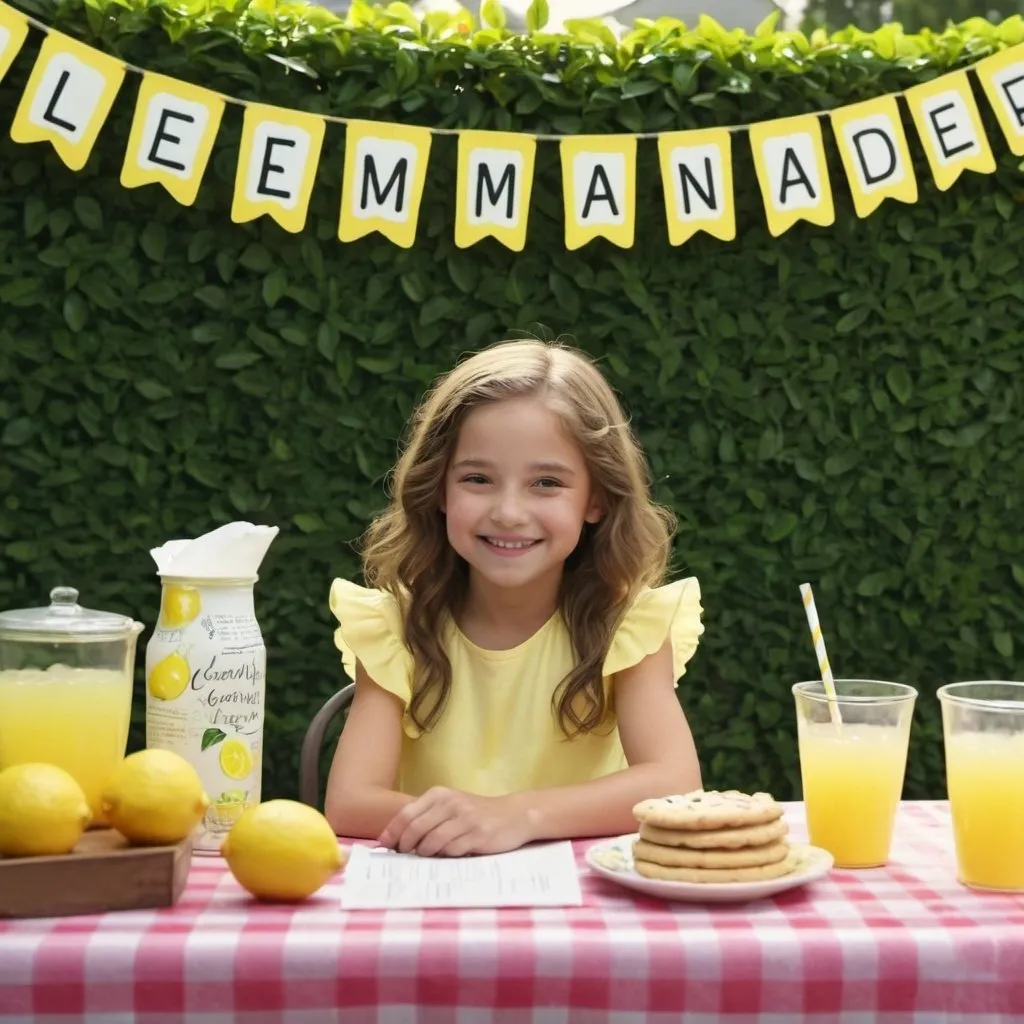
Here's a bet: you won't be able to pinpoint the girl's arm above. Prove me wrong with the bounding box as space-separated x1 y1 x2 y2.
323 662 414 838
378 639 703 855
516 638 702 841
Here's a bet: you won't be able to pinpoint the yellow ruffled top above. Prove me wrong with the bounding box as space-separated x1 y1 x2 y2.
328 577 704 797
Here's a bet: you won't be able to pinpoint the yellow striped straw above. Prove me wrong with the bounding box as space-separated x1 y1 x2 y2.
799 583 843 729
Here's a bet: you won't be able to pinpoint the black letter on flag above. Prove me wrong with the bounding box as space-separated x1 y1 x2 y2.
851 128 897 185
581 165 619 219
42 71 77 133
475 163 516 219
257 137 295 199
147 109 195 172
677 158 717 215
361 155 408 212
778 148 816 205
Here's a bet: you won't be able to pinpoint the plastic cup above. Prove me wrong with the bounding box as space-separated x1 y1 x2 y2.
793 679 917 868
937 681 1024 892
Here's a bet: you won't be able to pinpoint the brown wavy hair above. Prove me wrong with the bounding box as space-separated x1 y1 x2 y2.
361 339 675 736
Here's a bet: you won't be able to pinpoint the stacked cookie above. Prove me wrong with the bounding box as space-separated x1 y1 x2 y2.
631 790 797 883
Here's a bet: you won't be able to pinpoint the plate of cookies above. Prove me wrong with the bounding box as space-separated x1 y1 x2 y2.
586 790 833 903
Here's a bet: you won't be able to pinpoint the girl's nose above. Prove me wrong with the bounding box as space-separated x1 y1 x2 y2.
492 489 527 526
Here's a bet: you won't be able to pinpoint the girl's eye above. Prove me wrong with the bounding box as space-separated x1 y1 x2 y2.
462 474 489 485
534 478 563 489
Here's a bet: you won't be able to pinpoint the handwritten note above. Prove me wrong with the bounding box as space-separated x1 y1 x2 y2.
340 841 583 909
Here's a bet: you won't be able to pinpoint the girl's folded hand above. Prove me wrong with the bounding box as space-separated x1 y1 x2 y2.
377 786 534 857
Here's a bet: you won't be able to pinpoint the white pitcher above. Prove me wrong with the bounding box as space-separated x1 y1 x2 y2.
145 523 278 854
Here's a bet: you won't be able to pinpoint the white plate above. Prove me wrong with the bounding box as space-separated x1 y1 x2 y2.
585 833 833 904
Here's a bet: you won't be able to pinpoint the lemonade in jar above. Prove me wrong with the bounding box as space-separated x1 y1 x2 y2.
145 523 278 853
0 587 143 823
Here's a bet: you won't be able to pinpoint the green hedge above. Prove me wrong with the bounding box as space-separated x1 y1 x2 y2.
1 0 1022 806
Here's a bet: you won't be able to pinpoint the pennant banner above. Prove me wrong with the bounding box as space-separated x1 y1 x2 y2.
974 47 1024 156
10 29 125 171
749 114 835 237
455 129 535 251
0 3 1021 252
560 135 637 250
121 74 225 206
905 70 996 191
0 1 28 84
830 96 917 218
658 128 735 246
231 103 326 233
338 119 432 248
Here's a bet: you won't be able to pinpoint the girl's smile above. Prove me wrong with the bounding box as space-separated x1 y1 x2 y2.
479 536 542 555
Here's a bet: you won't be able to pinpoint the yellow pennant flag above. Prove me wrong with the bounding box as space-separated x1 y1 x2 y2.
338 120 432 248
974 44 1024 156
657 128 735 246
905 71 995 191
0 1 29 84
749 114 834 237
830 96 917 218
560 136 636 250
454 130 536 251
231 103 325 233
121 74 225 206
10 31 125 172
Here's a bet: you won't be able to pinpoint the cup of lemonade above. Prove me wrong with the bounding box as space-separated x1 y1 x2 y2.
793 679 917 868
937 681 1024 892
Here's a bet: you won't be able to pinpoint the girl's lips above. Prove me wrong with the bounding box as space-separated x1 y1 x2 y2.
479 537 542 557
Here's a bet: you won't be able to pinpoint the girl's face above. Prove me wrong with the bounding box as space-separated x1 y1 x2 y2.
442 396 602 599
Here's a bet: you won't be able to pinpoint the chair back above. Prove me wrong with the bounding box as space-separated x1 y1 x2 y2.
298 681 355 807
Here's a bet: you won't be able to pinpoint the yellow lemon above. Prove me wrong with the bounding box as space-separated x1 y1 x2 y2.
160 585 201 629
221 800 346 902
0 763 92 856
101 749 209 846
147 652 190 702
218 738 253 780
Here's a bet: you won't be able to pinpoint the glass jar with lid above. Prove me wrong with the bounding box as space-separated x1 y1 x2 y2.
0 586 144 823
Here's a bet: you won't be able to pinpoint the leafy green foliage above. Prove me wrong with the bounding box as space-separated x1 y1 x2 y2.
801 0 1024 36
1 0 1022 805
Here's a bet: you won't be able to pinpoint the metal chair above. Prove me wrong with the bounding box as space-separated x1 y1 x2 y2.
298 681 355 807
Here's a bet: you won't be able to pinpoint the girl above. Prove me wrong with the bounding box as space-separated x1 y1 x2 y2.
325 339 704 857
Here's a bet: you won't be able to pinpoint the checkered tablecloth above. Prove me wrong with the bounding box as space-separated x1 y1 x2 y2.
1 801 1023 1023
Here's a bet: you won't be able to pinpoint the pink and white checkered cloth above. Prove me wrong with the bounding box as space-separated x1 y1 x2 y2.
1 801 1022 1023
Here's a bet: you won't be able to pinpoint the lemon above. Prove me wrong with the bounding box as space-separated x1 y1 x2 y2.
221 800 346 902
147 652 190 702
218 738 253 780
0 763 92 857
160 585 201 629
101 749 209 846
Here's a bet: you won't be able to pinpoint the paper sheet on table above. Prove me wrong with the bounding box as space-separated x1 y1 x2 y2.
340 841 583 909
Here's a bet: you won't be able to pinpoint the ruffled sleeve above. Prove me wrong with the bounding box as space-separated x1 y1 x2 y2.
603 577 704 683
328 579 420 736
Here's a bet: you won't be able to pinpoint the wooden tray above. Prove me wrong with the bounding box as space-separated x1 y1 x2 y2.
0 828 193 918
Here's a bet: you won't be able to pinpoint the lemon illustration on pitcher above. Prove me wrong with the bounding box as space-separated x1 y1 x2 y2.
219 738 253 780
160 585 201 630
147 652 190 702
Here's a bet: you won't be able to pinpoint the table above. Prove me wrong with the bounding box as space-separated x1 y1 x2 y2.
1 801 1022 1023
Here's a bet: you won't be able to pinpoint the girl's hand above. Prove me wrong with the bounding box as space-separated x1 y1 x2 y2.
377 787 535 857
